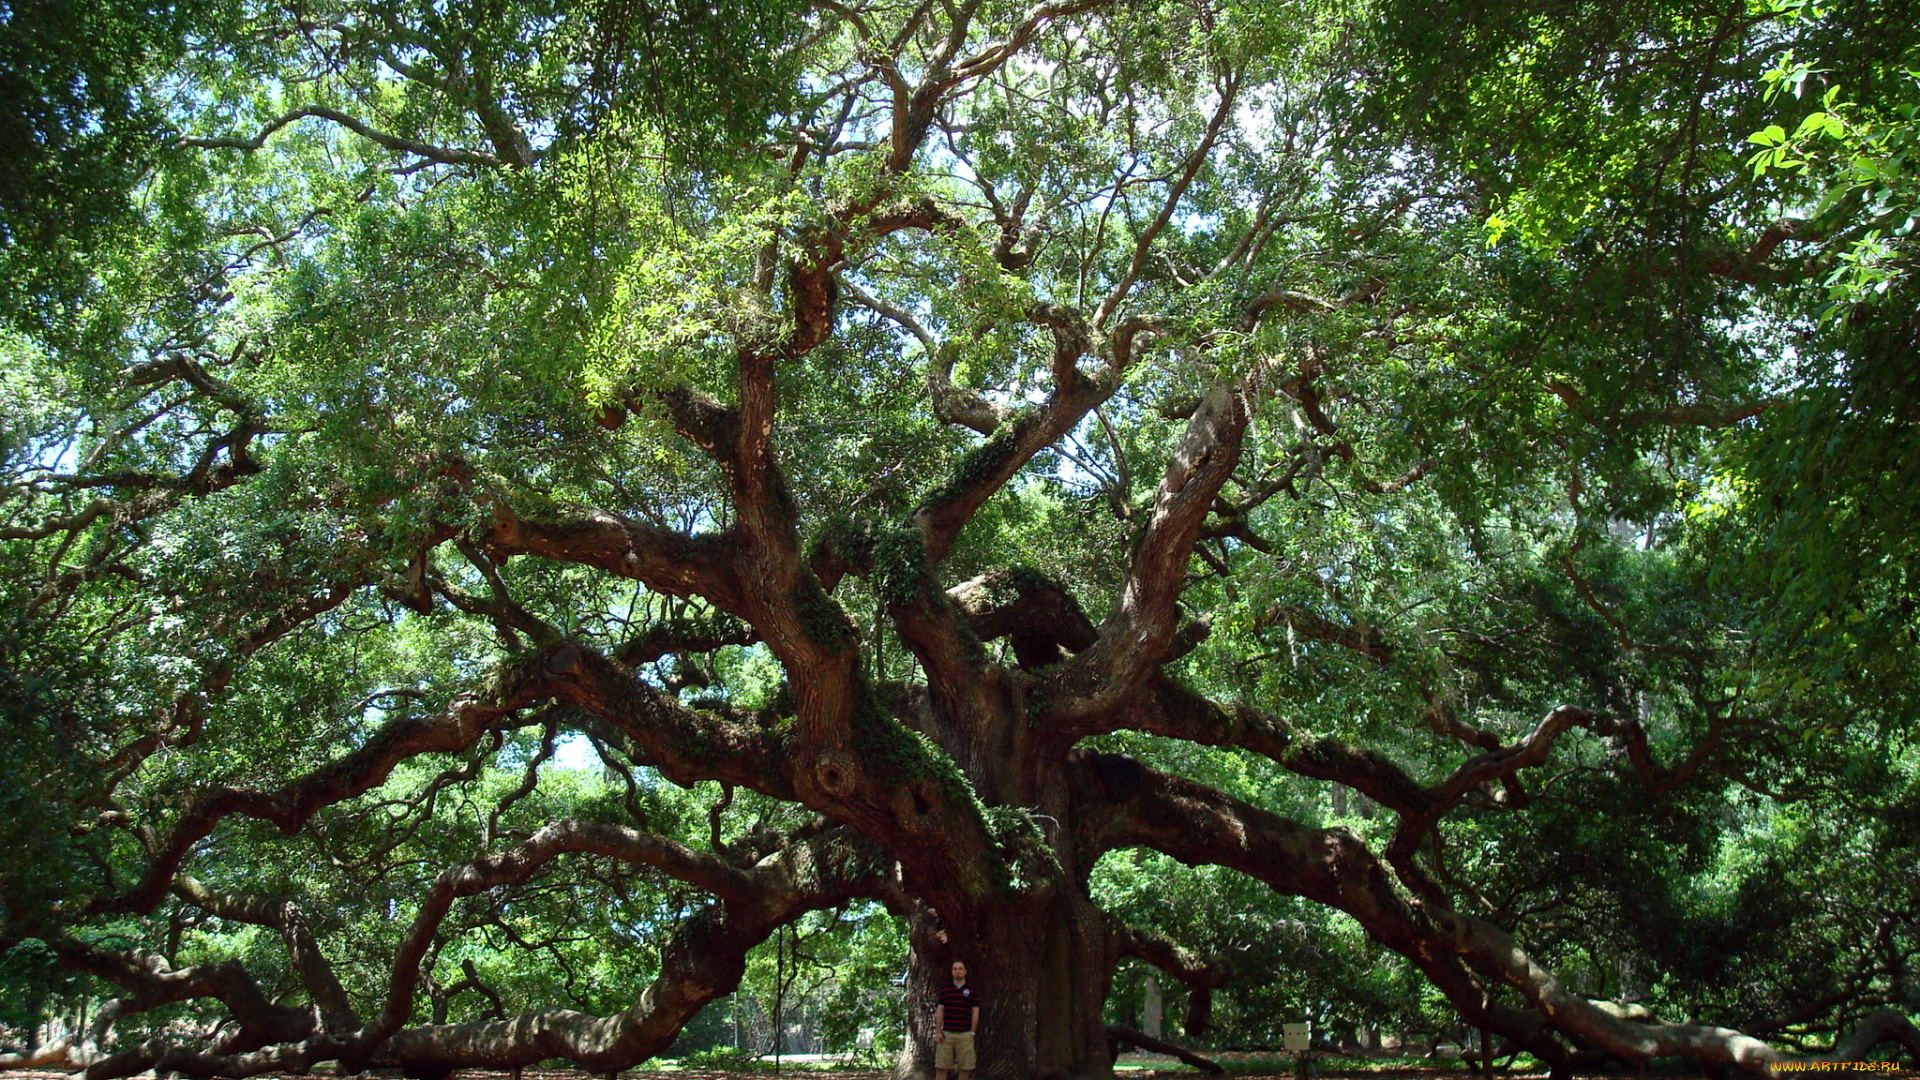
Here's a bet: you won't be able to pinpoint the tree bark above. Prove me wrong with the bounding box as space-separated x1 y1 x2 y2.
1830 1009 1920 1063
899 887 1119 1080
1104 1026 1224 1074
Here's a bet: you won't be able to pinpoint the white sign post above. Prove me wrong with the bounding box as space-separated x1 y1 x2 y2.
1282 1022 1313 1080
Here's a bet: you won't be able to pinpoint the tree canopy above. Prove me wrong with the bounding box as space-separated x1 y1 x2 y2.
3 1 1919 1079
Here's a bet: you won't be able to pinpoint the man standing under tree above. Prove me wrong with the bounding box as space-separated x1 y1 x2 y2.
934 960 981 1080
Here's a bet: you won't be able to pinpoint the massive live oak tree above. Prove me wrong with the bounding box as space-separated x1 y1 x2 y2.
3 1 1919 1079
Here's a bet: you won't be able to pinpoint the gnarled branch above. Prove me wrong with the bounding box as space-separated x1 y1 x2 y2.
183 106 505 168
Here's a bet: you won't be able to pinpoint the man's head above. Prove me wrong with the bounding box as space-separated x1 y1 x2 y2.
950 961 968 984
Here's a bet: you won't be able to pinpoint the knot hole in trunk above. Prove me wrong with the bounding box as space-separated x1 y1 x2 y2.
815 751 857 797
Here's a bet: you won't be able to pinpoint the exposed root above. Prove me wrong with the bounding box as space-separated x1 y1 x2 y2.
0 1040 74 1070
1104 1024 1224 1073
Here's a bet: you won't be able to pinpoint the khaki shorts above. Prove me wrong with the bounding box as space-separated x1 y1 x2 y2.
935 1031 976 1071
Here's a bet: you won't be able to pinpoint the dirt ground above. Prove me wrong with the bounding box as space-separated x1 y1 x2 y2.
0 1065 1432 1080
6 1063 1914 1080
0 1069 1443 1080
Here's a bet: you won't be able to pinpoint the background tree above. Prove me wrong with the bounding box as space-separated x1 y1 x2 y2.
4 1 1919 1079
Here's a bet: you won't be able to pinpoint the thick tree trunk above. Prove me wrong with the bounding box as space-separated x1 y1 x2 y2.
900 890 1119 1080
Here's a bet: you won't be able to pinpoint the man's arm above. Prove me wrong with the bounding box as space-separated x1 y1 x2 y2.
970 1005 980 1033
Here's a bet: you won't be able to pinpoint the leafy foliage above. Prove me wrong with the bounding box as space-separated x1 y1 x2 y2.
3 0 1918 1075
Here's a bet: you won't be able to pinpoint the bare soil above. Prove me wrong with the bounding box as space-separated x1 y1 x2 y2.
5 1065 1914 1080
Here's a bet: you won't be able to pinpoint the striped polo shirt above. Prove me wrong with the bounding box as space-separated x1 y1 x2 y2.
937 982 980 1031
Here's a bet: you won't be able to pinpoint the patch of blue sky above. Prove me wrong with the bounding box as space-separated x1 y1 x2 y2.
551 730 602 771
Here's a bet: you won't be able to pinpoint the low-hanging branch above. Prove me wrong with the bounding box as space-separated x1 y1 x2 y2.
1067 749 1574 1071
68 824 891 1080
1104 1025 1224 1073
170 876 361 1033
1112 923 1233 992
88 656 558 919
